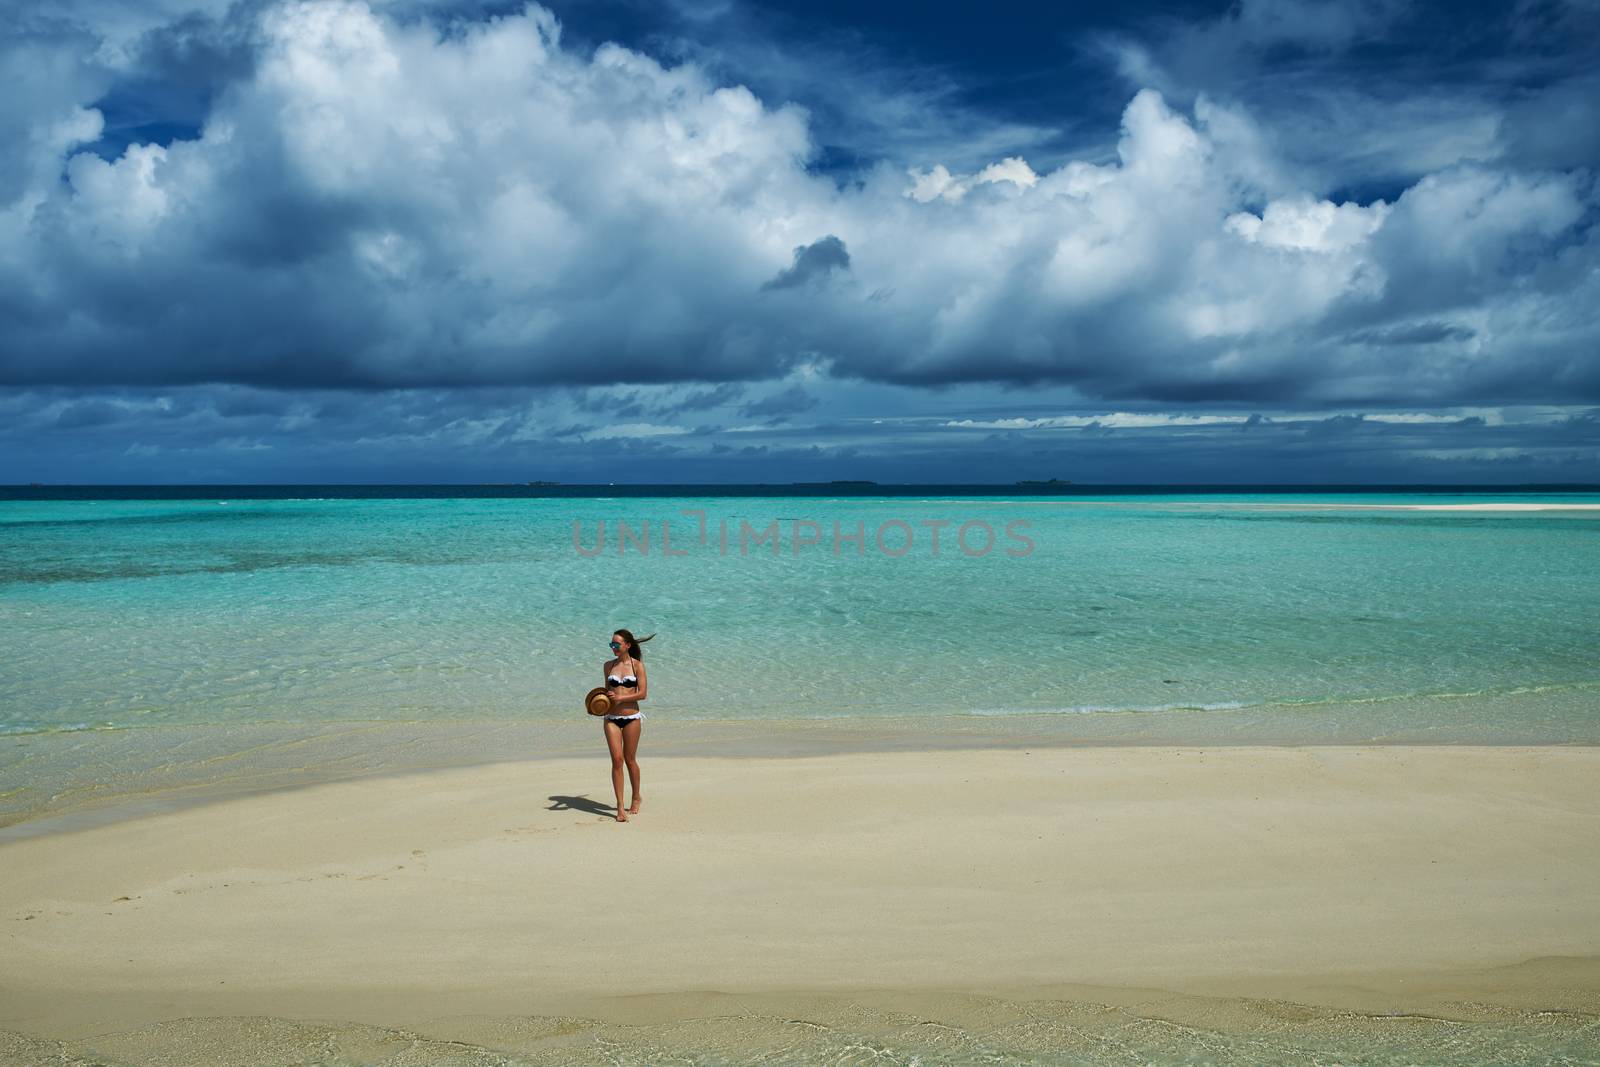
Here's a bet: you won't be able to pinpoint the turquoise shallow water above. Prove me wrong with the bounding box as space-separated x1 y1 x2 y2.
4 488 1600 829
3 491 1599 736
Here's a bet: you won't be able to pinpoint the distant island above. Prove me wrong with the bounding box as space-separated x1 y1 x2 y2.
791 480 878 486
525 480 561 486
1015 478 1073 486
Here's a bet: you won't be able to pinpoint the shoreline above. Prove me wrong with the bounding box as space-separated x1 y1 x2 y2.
6 705 1600 839
2 744 1597 1061
8 735 1599 846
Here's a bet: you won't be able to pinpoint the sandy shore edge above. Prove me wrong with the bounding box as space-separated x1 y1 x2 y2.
2 744 1597 1045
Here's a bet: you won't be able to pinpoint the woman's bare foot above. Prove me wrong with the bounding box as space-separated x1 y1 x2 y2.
628 796 641 814
615 806 628 822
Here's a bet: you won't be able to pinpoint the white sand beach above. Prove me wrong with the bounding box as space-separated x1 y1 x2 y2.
2 743 1598 1058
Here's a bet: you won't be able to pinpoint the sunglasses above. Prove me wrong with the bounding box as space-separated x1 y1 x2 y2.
609 640 621 651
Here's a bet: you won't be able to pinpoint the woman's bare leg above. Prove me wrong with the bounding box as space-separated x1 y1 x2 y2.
604 721 628 822
622 719 642 812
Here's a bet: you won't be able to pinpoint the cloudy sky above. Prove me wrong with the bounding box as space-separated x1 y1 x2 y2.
3 0 1598 484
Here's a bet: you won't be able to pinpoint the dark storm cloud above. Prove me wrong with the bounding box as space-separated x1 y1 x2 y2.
51 398 129 430
760 235 850 291
568 381 746 418
1343 322 1478 346
738 382 817 419
665 382 747 411
3 380 1598 483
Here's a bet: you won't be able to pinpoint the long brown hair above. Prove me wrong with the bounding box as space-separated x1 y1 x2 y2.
614 628 656 660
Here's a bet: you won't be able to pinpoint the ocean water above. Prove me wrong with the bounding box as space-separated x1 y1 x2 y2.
3 487 1600 826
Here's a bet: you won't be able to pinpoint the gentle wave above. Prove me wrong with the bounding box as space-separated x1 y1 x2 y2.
0 721 106 736
8 680 1599 737
964 679 1600 717
967 701 1249 715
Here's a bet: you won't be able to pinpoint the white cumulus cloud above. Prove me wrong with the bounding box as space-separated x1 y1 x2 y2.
0 0 1595 410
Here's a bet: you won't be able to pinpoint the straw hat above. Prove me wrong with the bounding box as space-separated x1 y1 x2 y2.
585 686 614 716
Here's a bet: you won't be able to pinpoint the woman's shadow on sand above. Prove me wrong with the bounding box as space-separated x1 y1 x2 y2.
547 794 621 817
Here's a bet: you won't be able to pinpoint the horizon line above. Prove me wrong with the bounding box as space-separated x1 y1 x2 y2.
7 482 1600 490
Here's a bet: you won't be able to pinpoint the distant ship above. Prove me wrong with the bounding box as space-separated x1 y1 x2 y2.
1015 478 1073 486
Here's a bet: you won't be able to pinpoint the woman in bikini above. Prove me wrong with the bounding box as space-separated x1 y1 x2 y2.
602 628 653 823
